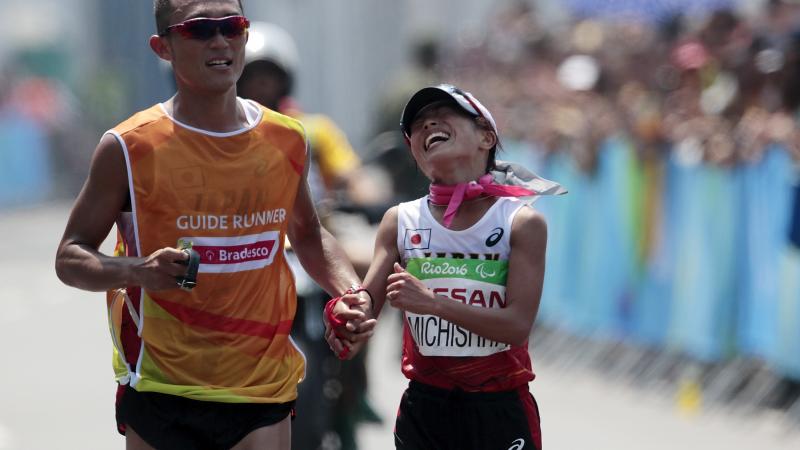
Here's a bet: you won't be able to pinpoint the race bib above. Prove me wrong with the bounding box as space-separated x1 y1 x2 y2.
405 258 509 357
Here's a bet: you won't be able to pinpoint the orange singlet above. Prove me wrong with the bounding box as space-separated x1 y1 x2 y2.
106 99 307 404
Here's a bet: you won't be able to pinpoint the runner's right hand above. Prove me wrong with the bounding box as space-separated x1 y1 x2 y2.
132 247 190 292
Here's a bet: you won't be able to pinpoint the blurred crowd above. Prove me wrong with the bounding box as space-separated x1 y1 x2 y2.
0 64 86 208
397 0 800 394
442 1 800 169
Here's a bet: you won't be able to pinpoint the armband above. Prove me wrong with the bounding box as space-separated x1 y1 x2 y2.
324 297 350 359
324 297 347 329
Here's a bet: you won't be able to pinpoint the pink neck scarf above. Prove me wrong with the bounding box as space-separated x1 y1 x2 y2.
429 174 536 228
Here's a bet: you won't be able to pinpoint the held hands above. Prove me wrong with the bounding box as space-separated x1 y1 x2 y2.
322 263 433 359
132 247 190 292
323 290 376 360
386 262 435 315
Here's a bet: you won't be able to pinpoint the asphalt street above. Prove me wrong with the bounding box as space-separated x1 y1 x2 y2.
1 203 799 449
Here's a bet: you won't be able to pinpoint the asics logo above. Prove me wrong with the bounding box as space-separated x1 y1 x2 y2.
485 227 504 247
508 438 525 450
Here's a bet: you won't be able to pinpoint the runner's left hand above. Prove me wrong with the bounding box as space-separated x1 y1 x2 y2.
386 262 436 315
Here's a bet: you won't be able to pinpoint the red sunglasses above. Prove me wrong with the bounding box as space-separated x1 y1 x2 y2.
159 15 250 40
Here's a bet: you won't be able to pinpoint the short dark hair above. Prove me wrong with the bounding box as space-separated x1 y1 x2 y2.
154 0 244 34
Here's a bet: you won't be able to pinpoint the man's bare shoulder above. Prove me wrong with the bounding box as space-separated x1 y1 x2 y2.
92 133 126 174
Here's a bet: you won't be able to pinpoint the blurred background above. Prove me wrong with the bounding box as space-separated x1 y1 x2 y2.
1 0 800 448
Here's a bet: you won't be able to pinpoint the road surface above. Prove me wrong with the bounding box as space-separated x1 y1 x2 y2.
1 204 798 449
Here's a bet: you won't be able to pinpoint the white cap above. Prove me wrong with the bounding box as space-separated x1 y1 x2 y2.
400 84 498 138
244 22 299 76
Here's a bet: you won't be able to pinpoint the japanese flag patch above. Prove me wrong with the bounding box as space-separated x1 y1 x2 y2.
404 228 431 250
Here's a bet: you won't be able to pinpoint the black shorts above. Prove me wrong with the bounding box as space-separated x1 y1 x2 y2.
116 385 295 450
394 381 542 450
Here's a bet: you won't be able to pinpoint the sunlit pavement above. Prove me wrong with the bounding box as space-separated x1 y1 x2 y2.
0 204 118 450
358 310 800 449
1 204 799 449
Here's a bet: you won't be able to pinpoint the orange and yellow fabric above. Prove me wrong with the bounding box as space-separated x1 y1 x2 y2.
105 100 307 404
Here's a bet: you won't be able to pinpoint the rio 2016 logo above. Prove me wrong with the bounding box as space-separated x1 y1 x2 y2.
420 261 468 276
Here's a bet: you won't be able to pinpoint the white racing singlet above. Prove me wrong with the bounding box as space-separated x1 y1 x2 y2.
397 196 526 357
